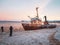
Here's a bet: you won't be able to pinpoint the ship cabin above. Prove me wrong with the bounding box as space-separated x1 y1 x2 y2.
29 17 42 27
28 7 43 26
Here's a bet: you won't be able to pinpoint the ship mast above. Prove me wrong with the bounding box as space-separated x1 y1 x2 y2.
36 7 39 19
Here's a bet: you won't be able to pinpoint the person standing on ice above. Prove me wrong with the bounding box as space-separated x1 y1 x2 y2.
9 26 13 36
1 26 4 32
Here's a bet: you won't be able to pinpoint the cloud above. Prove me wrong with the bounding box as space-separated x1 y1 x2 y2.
37 0 52 13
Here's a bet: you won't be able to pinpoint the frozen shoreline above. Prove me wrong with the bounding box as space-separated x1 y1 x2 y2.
0 25 60 45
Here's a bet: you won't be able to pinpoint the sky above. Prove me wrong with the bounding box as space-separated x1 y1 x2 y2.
0 0 60 21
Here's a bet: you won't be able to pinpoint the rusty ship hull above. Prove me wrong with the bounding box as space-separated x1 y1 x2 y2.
22 23 56 30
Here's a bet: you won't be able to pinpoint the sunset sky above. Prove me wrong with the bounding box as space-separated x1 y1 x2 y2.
0 0 60 21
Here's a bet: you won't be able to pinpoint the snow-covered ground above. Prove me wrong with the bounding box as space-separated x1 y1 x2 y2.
0 25 60 45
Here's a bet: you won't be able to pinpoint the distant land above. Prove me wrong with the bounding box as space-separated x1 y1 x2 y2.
0 20 60 23
21 20 60 23
0 21 21 23
48 20 60 23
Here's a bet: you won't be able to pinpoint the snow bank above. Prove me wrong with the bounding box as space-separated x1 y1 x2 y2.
0 25 60 45
0 29 58 45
